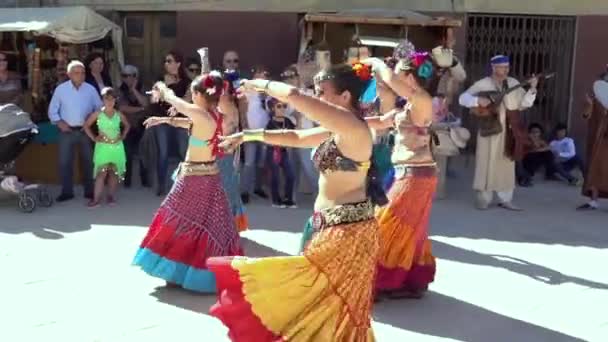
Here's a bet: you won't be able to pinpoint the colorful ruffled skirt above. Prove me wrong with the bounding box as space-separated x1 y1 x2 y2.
208 200 379 341
218 154 248 232
375 165 437 293
298 216 314 254
133 162 243 293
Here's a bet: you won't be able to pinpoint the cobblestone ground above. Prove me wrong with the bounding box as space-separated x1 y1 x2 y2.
1 159 606 342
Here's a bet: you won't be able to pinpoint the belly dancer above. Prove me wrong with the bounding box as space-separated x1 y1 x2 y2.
132 72 243 292
208 64 385 341
364 52 440 299
217 88 248 231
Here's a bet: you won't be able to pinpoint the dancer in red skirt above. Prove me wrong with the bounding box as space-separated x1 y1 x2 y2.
132 71 242 292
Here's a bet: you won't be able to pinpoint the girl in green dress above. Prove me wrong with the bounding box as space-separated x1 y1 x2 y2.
84 87 130 207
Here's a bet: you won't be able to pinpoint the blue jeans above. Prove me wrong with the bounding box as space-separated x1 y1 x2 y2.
153 123 188 188
294 148 319 194
241 142 267 194
560 155 586 176
267 148 295 202
58 130 93 196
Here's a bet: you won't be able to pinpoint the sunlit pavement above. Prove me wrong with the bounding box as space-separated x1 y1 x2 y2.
1 159 607 342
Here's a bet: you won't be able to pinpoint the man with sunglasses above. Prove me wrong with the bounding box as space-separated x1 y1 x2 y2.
118 64 150 188
185 58 201 81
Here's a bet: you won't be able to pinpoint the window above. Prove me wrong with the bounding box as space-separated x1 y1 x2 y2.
159 16 177 38
126 17 144 39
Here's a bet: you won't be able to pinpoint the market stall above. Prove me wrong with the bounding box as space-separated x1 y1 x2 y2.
299 9 460 66
0 6 124 184
298 9 464 199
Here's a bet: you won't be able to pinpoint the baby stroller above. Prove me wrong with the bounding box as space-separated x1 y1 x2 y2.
0 104 53 213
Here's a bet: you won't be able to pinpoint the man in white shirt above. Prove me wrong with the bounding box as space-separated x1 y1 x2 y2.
550 123 585 183
240 66 271 202
48 61 102 202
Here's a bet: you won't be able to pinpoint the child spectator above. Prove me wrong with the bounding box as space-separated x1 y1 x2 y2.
518 123 576 186
84 87 130 207
550 123 585 184
265 97 296 208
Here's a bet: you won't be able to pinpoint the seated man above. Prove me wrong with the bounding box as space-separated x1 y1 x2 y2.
518 123 576 187
550 123 585 183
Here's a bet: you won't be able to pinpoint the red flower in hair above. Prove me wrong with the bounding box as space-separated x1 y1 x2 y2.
352 62 372 82
203 75 215 89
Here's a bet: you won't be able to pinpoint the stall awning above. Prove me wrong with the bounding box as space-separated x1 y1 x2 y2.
0 6 124 66
305 9 462 27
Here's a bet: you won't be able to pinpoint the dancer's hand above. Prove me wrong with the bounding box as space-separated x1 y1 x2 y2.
143 116 165 129
218 132 244 151
167 106 179 117
150 81 169 103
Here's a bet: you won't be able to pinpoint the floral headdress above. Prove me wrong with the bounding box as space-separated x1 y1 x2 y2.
352 62 372 82
398 51 434 80
199 70 224 96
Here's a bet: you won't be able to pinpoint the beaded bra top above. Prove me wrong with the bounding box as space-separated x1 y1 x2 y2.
312 136 370 174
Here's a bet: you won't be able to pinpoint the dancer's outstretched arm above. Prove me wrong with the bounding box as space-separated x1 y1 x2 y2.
220 126 330 150
151 82 215 127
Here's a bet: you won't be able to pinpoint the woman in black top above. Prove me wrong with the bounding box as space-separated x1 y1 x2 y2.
265 97 297 208
84 52 112 95
147 51 192 195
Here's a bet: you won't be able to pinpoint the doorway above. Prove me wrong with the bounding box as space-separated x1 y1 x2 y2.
122 12 177 89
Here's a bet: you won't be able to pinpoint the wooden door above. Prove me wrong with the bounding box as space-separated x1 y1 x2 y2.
123 13 177 89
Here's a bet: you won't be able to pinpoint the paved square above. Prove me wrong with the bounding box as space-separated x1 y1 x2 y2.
1 161 606 342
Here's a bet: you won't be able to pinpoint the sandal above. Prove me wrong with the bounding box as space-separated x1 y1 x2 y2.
107 196 116 206
87 200 101 208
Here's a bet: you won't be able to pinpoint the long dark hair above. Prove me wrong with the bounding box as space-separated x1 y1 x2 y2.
315 64 365 114
84 52 112 86
166 50 189 82
316 64 388 206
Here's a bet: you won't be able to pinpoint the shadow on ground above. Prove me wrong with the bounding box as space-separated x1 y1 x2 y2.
434 240 608 290
374 291 586 342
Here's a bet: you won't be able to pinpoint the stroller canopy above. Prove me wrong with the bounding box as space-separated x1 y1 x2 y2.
0 104 37 138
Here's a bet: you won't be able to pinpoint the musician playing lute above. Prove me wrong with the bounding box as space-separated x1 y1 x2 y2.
459 55 538 211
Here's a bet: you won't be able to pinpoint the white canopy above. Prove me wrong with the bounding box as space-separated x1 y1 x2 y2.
0 6 124 66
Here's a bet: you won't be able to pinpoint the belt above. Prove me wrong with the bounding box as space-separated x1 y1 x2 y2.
175 161 219 177
311 200 374 232
393 164 437 179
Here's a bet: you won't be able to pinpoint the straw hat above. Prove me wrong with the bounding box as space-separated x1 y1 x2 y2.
450 127 471 149
432 46 454 68
435 130 458 156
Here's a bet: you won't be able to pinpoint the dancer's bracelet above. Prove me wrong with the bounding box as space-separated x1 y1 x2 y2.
253 80 271 93
242 129 265 142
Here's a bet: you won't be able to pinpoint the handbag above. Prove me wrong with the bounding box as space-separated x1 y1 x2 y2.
478 112 503 137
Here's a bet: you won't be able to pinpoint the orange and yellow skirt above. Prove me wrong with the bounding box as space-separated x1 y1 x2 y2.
375 165 437 292
207 200 378 342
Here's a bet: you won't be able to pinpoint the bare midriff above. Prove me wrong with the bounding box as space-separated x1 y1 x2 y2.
391 108 435 167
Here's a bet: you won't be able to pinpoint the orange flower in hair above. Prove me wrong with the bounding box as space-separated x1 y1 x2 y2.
352 62 372 82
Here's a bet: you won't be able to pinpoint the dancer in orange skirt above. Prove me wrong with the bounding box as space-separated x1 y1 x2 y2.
208 64 386 341
364 50 454 298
